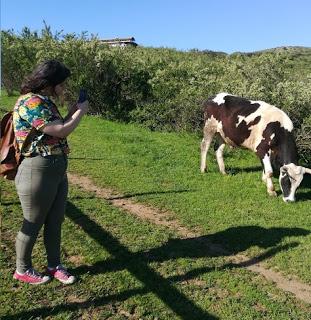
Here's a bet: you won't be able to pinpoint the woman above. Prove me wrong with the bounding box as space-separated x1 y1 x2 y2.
12 59 88 285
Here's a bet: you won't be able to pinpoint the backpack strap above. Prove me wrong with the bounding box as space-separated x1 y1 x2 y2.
0 111 38 165
15 104 39 160
16 126 38 163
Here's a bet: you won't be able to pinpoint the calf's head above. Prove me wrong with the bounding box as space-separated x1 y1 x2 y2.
279 163 311 202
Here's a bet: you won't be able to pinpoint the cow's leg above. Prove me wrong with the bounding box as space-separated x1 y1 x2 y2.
200 128 215 173
262 153 277 196
215 139 226 175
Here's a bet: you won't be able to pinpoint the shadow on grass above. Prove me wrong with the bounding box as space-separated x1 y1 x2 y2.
74 226 308 277
225 165 311 201
3 201 218 320
68 157 105 161
4 203 309 320
296 191 311 202
1 201 21 206
3 288 149 319
301 173 311 187
295 174 311 201
68 189 195 201
225 165 263 175
107 188 195 200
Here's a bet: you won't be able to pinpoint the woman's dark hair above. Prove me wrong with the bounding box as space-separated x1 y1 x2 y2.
21 59 71 94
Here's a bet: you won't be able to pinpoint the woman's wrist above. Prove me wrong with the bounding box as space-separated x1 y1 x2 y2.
73 108 85 118
76 101 89 115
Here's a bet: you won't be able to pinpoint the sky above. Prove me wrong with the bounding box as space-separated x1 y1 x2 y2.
1 0 311 54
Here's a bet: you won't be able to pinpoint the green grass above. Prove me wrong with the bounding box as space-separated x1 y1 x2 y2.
1 182 311 319
67 116 311 283
0 91 18 115
1 91 311 319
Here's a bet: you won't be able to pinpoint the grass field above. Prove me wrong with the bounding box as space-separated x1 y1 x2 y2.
68 117 311 281
1 92 311 319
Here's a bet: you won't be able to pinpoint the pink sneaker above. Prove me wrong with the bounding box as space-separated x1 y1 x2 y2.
47 265 76 284
13 268 51 285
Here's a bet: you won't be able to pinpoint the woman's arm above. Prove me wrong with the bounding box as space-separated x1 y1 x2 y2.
63 103 78 122
41 101 88 138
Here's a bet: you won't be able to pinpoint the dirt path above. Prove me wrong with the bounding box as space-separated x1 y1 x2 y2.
68 172 311 305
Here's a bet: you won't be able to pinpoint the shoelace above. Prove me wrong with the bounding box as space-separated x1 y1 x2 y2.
26 268 43 279
56 265 71 278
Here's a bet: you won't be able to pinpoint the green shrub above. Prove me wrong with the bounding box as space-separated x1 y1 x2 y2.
296 116 311 163
2 27 311 163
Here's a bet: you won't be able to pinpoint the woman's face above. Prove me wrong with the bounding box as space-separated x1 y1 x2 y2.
54 81 66 105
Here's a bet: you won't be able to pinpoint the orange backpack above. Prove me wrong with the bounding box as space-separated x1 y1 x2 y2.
0 111 36 180
0 111 21 180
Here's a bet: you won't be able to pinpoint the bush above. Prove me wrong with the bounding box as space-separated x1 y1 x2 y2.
296 116 311 163
1 29 38 95
2 27 311 162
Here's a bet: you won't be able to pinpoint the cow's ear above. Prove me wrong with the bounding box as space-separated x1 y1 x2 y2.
280 166 288 174
303 167 311 174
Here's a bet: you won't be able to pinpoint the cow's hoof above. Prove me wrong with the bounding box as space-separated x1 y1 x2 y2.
268 190 277 197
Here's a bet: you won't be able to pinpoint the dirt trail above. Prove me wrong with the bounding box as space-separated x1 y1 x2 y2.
68 172 311 305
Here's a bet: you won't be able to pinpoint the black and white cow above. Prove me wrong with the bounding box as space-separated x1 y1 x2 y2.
200 93 311 202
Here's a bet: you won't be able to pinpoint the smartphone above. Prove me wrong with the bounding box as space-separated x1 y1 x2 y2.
78 89 87 103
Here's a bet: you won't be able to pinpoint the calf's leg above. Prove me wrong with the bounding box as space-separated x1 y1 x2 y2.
262 154 277 196
215 143 226 174
200 129 215 173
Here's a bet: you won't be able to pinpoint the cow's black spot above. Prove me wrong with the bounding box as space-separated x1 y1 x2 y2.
203 95 262 146
256 122 298 166
280 173 291 197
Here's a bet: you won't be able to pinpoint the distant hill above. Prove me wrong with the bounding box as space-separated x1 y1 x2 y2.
232 46 311 56
222 46 311 80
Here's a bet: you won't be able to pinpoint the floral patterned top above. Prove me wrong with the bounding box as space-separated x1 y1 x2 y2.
13 93 70 157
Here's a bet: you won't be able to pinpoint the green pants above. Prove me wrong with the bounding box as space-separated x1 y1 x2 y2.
15 154 68 273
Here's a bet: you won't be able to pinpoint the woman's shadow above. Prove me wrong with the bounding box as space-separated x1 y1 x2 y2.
67 202 309 320
72 211 310 282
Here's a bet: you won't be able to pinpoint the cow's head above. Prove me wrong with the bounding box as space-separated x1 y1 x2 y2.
279 163 311 202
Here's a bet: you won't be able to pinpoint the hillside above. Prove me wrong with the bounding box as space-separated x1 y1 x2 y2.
231 46 311 77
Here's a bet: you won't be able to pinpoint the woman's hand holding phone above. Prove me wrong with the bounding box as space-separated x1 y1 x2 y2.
77 89 89 114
